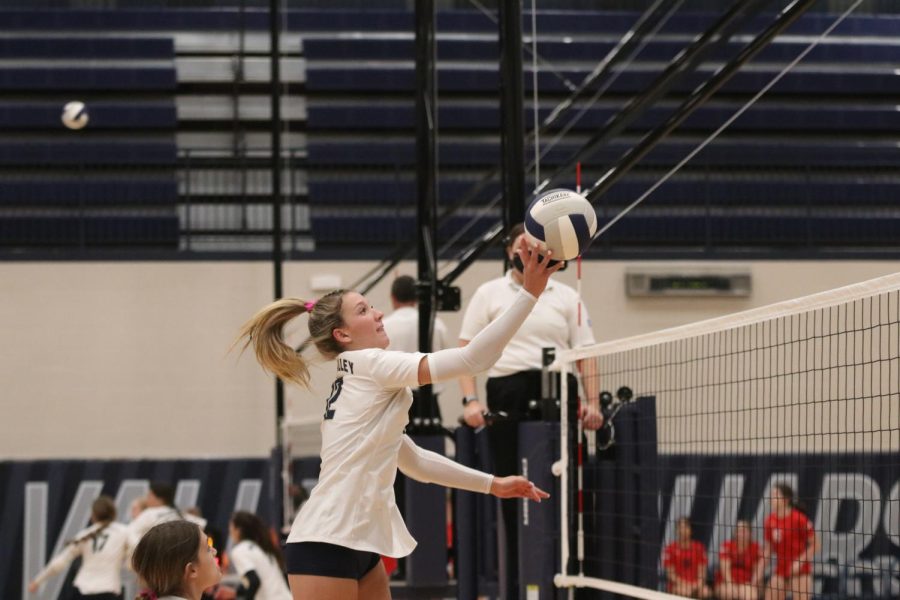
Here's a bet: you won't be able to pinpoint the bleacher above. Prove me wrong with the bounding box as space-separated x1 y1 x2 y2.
301 9 900 253
1 7 899 255
0 30 179 250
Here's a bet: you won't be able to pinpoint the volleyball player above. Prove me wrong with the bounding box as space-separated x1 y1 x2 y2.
28 495 128 600
222 511 292 600
763 484 819 600
714 520 763 600
132 520 221 600
663 517 712 599
236 238 555 600
127 482 207 556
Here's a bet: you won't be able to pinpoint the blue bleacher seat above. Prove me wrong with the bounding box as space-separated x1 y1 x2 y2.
0 103 177 130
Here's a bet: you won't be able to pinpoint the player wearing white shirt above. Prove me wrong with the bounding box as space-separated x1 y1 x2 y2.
225 511 292 600
127 482 208 559
236 238 557 599
28 496 127 599
458 223 604 599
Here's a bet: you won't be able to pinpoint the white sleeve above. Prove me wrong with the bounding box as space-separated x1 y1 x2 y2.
32 543 81 585
229 544 253 576
428 289 536 382
360 350 424 389
397 435 493 494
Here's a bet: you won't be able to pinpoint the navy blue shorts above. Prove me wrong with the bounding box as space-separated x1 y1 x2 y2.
285 541 381 580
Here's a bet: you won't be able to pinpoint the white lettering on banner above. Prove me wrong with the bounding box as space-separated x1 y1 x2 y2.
662 474 697 549
886 480 899 548
23 481 103 600
816 473 881 562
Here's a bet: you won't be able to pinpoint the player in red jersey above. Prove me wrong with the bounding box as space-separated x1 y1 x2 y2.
763 484 819 600
663 518 712 598
714 520 764 600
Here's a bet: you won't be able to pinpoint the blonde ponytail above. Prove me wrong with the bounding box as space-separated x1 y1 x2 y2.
234 290 347 388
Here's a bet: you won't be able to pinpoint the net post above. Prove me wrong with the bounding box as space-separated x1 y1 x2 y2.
556 356 570 583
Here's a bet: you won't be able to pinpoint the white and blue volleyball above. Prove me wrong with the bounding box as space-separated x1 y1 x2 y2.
524 188 597 261
61 101 89 130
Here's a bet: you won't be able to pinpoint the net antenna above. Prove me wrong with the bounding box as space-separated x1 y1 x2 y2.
583 0 865 249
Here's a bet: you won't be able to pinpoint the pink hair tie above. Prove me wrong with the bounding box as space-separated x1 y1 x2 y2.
304 300 316 312
138 590 158 600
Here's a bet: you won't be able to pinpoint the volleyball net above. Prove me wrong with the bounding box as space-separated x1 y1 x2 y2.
554 273 900 600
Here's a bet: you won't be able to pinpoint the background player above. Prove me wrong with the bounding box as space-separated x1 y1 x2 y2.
763 484 819 600
663 517 712 599
28 495 128 600
715 519 763 600
132 520 221 600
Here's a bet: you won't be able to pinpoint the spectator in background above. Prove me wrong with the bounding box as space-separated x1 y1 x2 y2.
663 517 712 599
715 519 764 600
763 484 819 600
382 274 450 425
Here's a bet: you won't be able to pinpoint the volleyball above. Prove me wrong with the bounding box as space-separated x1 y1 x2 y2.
524 188 597 261
61 101 89 130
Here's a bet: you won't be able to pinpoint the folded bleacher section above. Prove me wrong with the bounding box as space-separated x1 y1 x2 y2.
303 9 900 254
0 31 179 250
1 7 899 256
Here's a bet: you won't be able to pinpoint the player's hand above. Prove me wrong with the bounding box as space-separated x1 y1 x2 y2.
463 400 486 428
582 402 604 431
517 238 563 298
27 582 39 594
490 475 550 502
790 561 802 576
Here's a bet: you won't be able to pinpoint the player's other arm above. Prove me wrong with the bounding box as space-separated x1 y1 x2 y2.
397 435 548 502
28 544 80 592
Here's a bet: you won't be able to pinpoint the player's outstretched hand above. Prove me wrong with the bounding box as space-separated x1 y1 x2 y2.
517 237 563 298
490 475 550 502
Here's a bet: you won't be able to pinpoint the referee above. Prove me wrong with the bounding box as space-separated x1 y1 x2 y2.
458 223 602 599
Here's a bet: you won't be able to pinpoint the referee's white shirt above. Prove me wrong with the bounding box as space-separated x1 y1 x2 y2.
382 305 449 395
382 306 449 354
459 271 595 377
33 522 128 595
230 540 292 600
286 348 423 557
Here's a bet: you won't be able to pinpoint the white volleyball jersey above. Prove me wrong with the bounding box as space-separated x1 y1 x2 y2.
33 522 128 595
286 348 423 557
459 271 595 377
230 540 292 600
127 506 208 555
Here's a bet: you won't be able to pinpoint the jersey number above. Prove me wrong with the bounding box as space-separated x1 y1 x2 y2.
92 533 109 553
324 378 343 420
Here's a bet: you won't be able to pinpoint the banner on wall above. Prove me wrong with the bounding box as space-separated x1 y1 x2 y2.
0 458 275 600
658 453 900 599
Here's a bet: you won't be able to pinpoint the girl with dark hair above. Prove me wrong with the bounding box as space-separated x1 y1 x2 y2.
236 239 555 600
28 495 128 600
714 520 764 600
221 512 291 600
132 520 221 600
763 484 819 600
663 517 712 599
